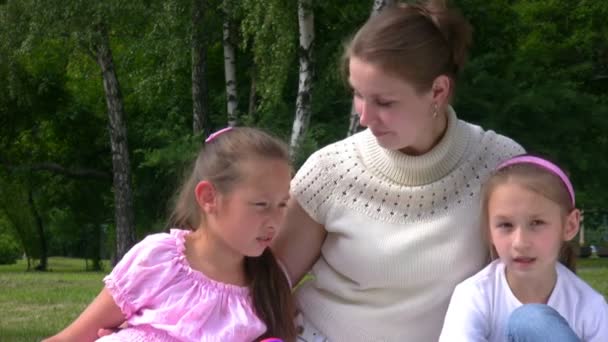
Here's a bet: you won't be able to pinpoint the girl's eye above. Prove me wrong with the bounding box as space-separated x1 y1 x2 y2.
278 202 288 208
253 202 269 209
496 222 513 229
376 99 394 107
353 90 363 99
530 220 545 227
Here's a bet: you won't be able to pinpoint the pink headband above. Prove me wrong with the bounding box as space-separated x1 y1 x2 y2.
205 127 233 143
497 155 575 206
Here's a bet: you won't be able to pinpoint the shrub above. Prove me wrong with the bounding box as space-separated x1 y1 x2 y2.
0 234 22 264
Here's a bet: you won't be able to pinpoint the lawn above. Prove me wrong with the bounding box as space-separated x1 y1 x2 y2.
0 257 606 341
0 258 107 341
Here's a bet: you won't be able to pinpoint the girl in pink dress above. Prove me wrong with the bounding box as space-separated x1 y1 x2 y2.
43 127 296 342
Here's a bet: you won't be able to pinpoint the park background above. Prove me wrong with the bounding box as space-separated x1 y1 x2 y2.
0 0 607 340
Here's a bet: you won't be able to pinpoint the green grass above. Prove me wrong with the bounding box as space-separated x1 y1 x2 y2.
577 257 608 300
0 257 606 341
0 257 107 342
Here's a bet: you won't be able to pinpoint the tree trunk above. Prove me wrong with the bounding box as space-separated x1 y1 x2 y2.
346 104 361 137
248 65 257 122
28 189 47 271
347 0 396 137
372 0 395 15
290 0 314 158
223 0 238 127
192 0 209 135
94 24 136 264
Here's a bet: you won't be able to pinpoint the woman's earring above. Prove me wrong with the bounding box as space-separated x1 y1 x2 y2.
432 103 438 118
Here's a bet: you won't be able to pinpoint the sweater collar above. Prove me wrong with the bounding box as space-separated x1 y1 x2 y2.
357 106 471 186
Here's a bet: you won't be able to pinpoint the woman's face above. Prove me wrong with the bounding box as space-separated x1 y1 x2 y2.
349 57 444 155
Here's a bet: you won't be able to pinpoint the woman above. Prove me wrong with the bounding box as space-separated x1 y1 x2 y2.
271 1 524 341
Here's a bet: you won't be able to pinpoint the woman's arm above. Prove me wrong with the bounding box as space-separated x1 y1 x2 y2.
272 198 327 285
43 287 125 342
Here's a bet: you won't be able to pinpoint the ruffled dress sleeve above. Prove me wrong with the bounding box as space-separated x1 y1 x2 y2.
103 232 180 318
102 229 267 342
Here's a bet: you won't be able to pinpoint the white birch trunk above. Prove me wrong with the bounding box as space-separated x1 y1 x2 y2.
346 104 360 137
223 0 238 127
372 0 395 16
347 0 396 137
290 0 314 158
94 24 136 263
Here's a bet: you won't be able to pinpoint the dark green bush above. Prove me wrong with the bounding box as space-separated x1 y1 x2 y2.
0 234 22 265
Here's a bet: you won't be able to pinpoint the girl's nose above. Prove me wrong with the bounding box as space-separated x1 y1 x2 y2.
267 207 286 229
513 228 531 249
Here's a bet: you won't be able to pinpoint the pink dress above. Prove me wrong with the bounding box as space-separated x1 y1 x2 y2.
96 229 266 342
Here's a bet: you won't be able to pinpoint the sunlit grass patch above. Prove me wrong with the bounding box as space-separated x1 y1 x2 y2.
0 257 105 341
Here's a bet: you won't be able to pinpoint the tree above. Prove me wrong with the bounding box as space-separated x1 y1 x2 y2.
223 0 239 126
192 0 211 134
94 22 136 262
289 0 314 158
19 0 152 262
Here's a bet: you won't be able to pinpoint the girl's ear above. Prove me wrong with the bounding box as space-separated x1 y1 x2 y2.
195 180 217 213
563 208 580 241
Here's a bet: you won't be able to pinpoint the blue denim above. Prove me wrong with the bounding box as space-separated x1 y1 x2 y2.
507 304 580 342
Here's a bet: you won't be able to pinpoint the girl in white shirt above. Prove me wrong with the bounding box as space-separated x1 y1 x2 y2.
439 155 608 342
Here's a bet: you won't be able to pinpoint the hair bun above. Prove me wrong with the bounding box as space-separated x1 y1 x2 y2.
420 0 473 74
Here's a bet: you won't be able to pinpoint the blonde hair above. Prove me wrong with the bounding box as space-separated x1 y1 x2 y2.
342 0 472 94
168 127 296 340
481 160 577 272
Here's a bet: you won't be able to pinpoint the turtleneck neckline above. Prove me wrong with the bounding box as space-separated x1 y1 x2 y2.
357 106 471 186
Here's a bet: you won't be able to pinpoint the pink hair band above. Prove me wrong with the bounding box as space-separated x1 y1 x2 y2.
205 127 233 143
497 155 575 206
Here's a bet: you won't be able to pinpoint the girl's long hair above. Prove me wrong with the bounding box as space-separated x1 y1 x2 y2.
167 127 297 340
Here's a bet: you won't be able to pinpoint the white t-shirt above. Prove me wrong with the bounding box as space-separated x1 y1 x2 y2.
439 260 608 342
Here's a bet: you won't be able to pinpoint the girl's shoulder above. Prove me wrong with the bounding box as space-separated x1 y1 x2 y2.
555 263 607 305
120 229 188 266
104 229 266 339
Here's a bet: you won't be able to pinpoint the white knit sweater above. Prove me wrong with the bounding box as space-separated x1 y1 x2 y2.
291 108 524 342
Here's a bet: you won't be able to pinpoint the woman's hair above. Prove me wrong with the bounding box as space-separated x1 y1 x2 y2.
342 0 473 94
168 127 297 340
480 156 577 272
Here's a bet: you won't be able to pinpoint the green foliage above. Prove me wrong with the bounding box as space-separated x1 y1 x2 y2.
0 233 21 264
240 0 298 119
1 0 607 259
455 0 608 211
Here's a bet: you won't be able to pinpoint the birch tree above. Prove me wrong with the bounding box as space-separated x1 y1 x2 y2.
192 0 210 134
347 0 395 137
223 0 239 127
21 0 147 262
93 23 136 263
372 0 395 14
290 0 314 158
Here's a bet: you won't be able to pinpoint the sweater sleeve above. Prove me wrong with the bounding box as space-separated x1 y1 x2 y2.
439 281 491 342
291 146 336 225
